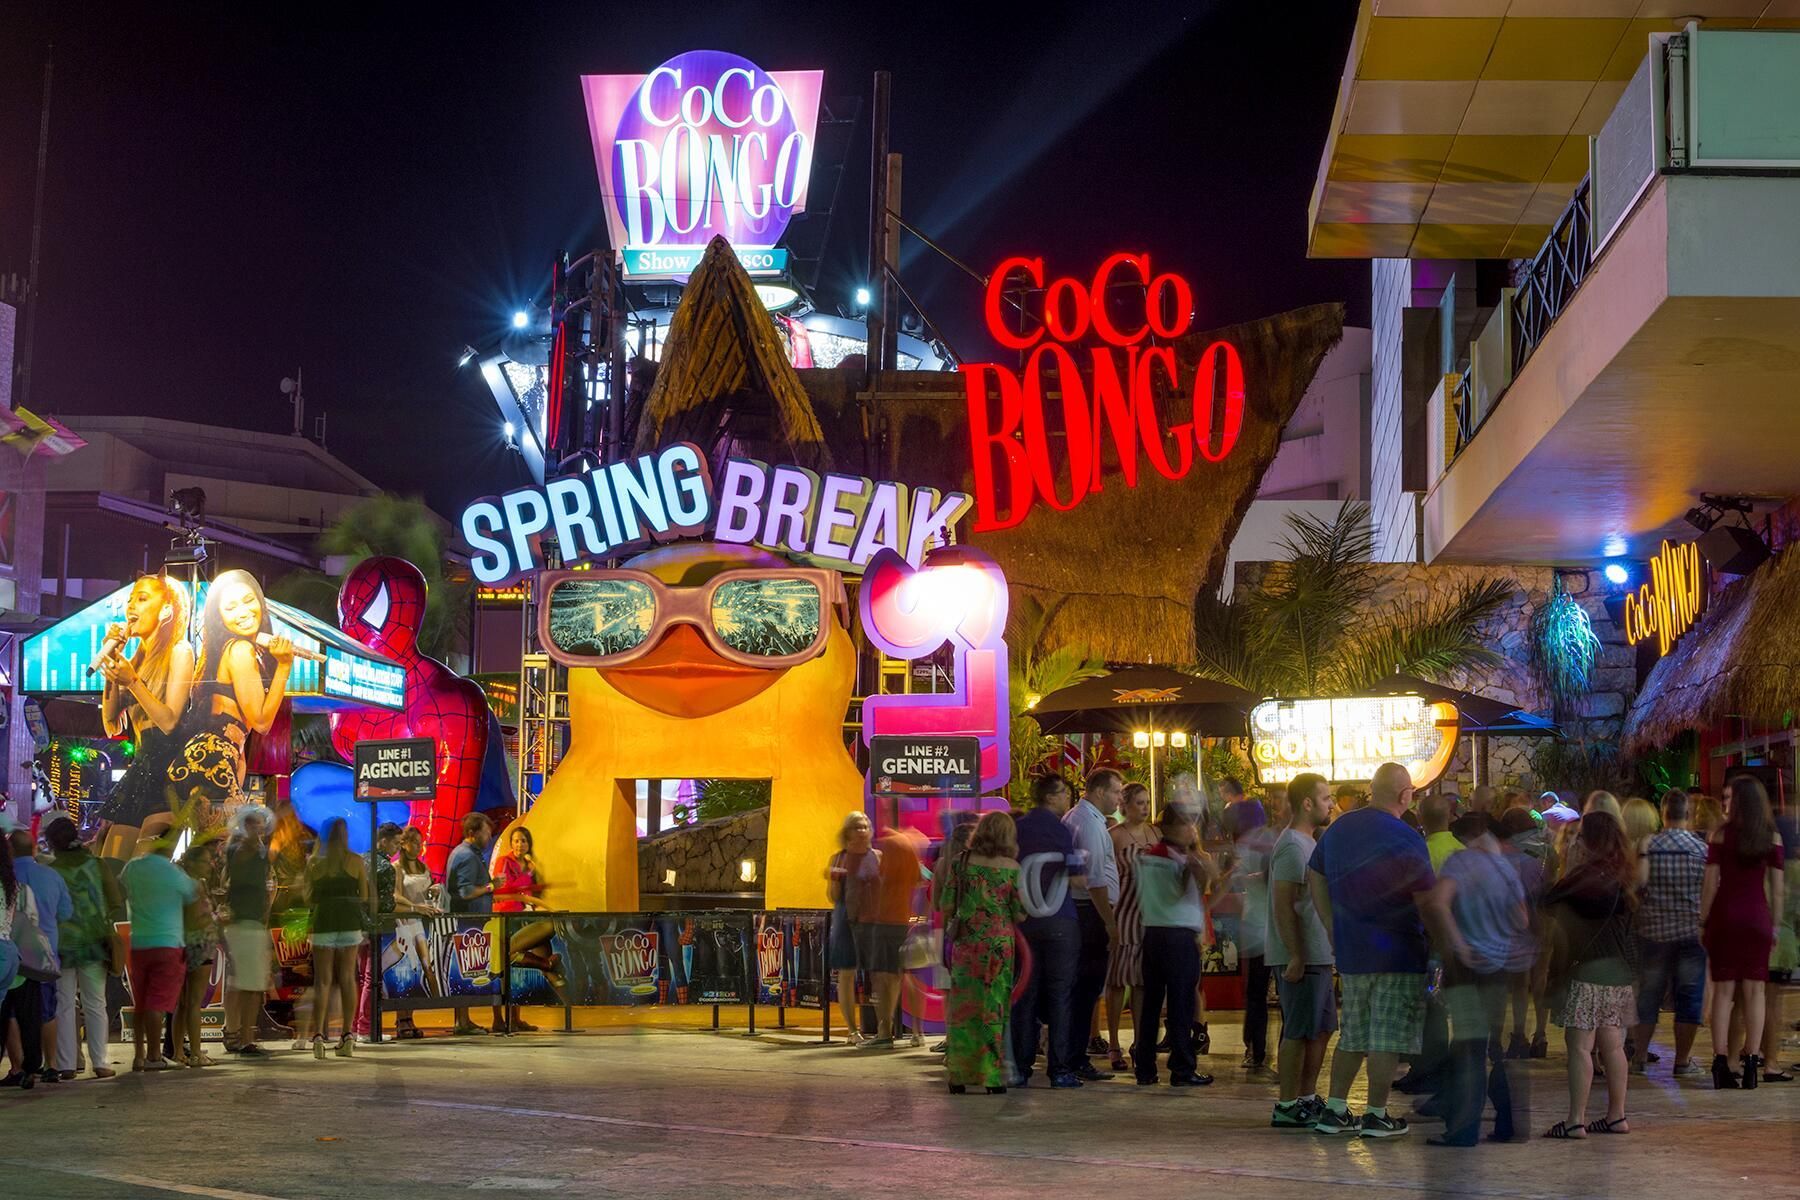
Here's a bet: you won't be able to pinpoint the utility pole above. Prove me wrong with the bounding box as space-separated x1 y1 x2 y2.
863 70 891 390
17 49 53 413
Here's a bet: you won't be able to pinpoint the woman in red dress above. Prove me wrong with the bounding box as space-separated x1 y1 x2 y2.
1700 775 1786 1089
491 826 555 1032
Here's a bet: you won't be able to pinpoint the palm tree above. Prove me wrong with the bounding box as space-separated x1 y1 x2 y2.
1006 594 1108 804
1192 502 1514 697
269 495 468 660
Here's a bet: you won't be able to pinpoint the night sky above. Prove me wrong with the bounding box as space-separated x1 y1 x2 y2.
1 2 1366 517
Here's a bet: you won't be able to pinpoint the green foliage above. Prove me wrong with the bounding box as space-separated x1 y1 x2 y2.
1529 737 1627 796
1636 734 1698 796
269 495 468 660
1531 578 1601 717
671 779 772 825
1006 594 1107 805
1193 502 1514 698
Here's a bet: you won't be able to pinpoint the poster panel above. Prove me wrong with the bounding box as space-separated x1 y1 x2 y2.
377 916 504 1007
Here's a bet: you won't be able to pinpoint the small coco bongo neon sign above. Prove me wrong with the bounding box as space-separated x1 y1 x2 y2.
959 254 1246 532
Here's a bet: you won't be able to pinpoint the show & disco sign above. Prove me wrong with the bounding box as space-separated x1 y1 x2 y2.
582 50 823 281
459 442 973 584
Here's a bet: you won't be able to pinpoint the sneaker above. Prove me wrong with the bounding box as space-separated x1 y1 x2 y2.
1086 1036 1109 1057
1629 1059 1647 1075
1049 1073 1085 1089
1272 1101 1314 1128
1359 1112 1410 1139
1313 1106 1360 1135
1073 1064 1114 1082
1672 1060 1697 1077
237 1045 267 1058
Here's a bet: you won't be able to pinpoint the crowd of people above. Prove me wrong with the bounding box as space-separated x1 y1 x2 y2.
0 804 553 1091
924 763 1795 1143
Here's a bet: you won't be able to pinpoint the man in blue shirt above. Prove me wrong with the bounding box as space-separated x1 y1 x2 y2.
11 828 73 1085
1010 774 1083 1087
1307 761 1435 1138
445 813 496 1035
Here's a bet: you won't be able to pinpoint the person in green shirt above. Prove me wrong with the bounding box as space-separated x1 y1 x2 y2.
1422 793 1464 875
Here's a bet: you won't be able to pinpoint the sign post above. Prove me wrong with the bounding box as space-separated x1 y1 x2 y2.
352 738 438 1046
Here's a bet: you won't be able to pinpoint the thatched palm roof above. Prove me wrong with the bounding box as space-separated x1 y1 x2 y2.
633 237 1341 664
633 236 832 471
969 304 1345 664
1623 545 1800 753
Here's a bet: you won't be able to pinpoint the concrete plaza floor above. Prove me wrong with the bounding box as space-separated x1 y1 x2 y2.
2 1011 1796 1199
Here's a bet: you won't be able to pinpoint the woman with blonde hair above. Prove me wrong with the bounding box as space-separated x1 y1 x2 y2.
98 574 196 858
1693 793 1725 838
939 811 1025 1094
1621 798 1660 853
824 811 879 1045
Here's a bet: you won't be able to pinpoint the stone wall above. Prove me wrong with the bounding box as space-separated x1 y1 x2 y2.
1234 560 1635 794
638 807 770 895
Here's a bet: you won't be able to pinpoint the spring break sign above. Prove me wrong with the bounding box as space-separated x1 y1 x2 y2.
583 50 823 281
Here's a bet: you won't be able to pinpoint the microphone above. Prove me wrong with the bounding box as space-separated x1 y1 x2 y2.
255 631 327 663
86 632 127 679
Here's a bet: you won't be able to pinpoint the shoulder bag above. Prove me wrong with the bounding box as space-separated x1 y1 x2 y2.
12 888 60 982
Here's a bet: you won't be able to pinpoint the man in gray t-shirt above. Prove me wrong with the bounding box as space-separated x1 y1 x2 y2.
1266 773 1336 1128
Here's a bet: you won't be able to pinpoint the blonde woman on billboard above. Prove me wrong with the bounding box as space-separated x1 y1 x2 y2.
97 574 196 859
170 570 295 807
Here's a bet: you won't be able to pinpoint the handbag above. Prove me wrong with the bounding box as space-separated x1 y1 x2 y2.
12 890 60 983
107 927 128 977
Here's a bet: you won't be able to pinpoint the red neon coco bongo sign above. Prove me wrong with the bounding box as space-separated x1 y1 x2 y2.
959 254 1245 532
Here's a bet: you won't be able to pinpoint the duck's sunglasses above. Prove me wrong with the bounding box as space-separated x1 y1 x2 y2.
536 568 849 669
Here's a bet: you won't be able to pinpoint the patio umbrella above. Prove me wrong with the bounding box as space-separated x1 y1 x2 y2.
1028 667 1256 737
1358 673 1561 738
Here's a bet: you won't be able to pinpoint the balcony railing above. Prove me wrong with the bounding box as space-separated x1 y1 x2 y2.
1509 178 1593 379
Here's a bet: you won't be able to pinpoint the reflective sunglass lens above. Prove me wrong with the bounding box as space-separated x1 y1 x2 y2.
546 578 656 658
711 578 821 658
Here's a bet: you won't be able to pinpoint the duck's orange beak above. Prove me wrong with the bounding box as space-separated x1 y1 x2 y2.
599 624 785 718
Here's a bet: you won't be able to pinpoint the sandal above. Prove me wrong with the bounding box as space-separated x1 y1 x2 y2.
1585 1117 1630 1134
1544 1122 1587 1139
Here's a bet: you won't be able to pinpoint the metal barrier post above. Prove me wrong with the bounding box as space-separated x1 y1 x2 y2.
371 918 385 1045
500 918 513 1036
711 1003 720 1031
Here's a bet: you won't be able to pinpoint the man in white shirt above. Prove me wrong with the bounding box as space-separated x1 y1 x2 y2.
1267 773 1336 1128
1063 768 1121 1080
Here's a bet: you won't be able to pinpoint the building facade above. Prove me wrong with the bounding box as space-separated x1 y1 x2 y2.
1307 6 1800 793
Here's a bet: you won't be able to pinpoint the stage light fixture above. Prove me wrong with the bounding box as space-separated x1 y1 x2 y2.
511 310 530 329
1603 562 1629 586
854 286 871 307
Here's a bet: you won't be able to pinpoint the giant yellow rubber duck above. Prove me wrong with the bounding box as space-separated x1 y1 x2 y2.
516 542 862 911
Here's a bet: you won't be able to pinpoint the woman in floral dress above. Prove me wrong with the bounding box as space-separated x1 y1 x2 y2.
938 811 1025 1094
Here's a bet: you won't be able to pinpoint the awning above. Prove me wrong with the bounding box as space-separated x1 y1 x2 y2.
1358 674 1560 739
20 581 404 713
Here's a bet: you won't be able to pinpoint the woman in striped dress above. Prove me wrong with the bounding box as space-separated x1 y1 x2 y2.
1105 783 1157 1070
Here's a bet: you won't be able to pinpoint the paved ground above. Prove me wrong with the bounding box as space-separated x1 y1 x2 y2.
3 1010 1796 1199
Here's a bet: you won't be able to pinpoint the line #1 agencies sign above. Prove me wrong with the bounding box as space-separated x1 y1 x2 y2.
354 737 438 800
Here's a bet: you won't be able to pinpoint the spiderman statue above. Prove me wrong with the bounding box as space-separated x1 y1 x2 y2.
330 557 488 875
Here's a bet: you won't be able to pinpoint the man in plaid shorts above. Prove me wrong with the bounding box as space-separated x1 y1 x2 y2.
1629 790 1709 1074
1307 761 1435 1138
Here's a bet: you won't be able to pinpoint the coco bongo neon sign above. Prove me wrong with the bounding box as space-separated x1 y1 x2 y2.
959 254 1245 532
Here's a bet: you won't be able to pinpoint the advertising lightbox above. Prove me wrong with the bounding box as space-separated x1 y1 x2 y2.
1249 695 1458 789
582 50 823 282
